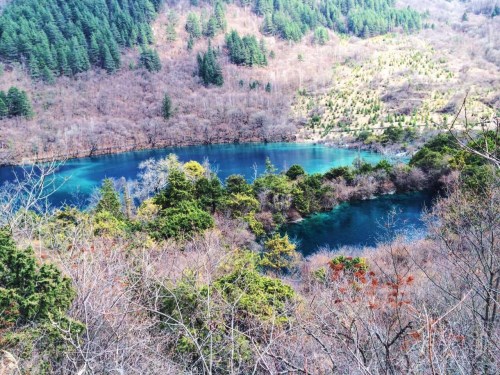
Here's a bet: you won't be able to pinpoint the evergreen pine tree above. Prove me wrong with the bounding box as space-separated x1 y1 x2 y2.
187 36 194 51
19 91 34 119
42 66 55 84
102 44 116 73
95 179 123 219
0 98 8 119
28 55 41 80
186 13 202 40
89 34 100 65
166 23 177 42
162 93 173 120
6 87 21 117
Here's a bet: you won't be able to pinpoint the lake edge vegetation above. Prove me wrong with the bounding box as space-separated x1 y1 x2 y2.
0 126 498 373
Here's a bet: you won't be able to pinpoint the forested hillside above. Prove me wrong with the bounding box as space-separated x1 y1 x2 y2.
251 0 423 40
0 0 498 166
0 0 162 79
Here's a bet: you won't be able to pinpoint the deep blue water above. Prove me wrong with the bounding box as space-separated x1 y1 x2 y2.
0 142 430 251
283 191 435 256
0 143 388 206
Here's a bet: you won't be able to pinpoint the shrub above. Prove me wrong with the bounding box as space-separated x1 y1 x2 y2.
0 229 75 328
286 164 306 180
260 234 299 273
148 200 214 240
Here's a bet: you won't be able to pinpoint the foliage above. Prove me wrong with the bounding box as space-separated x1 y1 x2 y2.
183 160 205 180
197 44 224 87
225 174 253 195
410 133 459 172
138 47 162 72
313 26 329 45
381 125 405 144
214 263 296 323
226 193 260 218
0 229 75 328
154 169 195 209
260 233 299 272
93 210 128 236
0 87 33 119
244 212 265 236
149 200 214 240
156 251 295 371
324 166 355 182
185 12 202 40
0 0 161 77
285 164 306 180
225 30 267 66
195 175 225 213
204 1 227 37
255 0 421 41
95 178 123 219
330 255 368 273
161 93 172 120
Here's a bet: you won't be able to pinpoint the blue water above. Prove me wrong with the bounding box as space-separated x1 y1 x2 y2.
0 143 388 206
283 191 435 256
0 142 430 251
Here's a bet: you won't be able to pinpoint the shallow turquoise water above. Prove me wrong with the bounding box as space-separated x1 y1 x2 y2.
0 142 429 251
283 191 435 256
0 143 388 206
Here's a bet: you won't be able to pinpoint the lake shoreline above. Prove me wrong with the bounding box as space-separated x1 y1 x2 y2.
0 136 295 167
0 136 412 168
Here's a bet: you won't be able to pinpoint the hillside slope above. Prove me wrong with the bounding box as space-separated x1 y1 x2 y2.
0 0 498 164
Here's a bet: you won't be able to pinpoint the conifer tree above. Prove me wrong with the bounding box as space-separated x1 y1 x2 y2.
166 23 177 42
187 36 194 51
0 228 75 327
42 66 55 84
0 98 8 119
186 13 202 40
162 93 173 120
139 48 162 72
89 34 100 65
28 55 41 80
95 179 123 219
102 44 116 73
197 44 223 87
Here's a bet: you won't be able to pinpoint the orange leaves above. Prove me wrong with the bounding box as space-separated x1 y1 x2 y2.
368 301 378 310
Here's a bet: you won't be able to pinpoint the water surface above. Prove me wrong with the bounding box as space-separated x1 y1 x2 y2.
0 142 429 253
0 143 388 206
283 191 434 256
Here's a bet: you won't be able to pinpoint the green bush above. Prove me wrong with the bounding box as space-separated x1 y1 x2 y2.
286 164 306 180
0 229 75 328
148 200 214 240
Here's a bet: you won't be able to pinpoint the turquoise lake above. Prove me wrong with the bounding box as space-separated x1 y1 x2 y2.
0 142 431 252
283 191 434 256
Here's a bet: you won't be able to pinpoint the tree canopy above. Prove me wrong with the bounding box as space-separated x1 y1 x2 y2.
0 0 162 78
0 87 33 119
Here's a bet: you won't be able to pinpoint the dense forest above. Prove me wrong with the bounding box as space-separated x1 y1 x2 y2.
0 0 162 78
253 0 423 40
0 0 422 80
